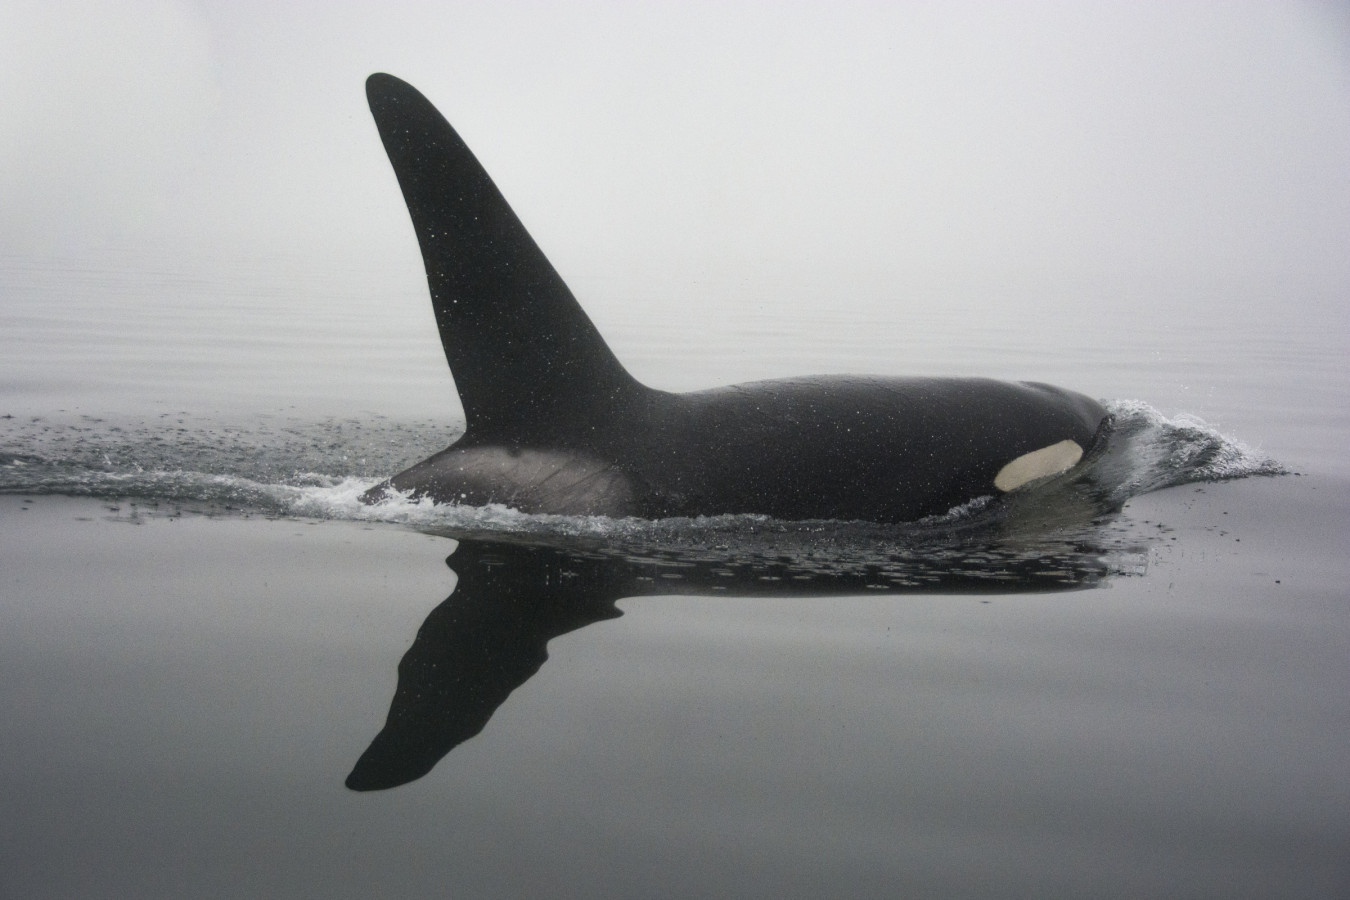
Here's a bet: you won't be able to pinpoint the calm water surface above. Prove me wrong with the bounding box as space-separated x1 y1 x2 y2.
1 251 1347 897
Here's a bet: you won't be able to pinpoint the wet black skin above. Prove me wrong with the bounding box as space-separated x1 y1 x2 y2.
376 375 1108 522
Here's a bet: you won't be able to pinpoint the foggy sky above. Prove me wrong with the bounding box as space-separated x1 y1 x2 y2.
2 1 1348 305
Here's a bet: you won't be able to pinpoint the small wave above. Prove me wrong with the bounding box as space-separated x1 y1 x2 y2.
1092 400 1285 501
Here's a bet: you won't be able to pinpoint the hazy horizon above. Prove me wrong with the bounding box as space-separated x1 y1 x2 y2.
4 2 1347 288
2 1 1348 422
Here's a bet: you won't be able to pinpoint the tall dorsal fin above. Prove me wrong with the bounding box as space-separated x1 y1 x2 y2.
365 73 643 443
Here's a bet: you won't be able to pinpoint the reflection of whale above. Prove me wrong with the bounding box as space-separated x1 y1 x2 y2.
359 73 1109 523
346 515 1127 792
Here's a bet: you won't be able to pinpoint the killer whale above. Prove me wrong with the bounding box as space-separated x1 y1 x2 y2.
360 73 1109 523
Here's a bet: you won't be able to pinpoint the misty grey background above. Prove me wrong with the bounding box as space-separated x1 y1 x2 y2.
3 1 1347 426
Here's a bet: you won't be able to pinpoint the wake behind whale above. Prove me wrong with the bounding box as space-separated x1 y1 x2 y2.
360 74 1109 523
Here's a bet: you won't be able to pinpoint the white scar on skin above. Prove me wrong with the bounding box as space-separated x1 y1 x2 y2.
993 439 1084 491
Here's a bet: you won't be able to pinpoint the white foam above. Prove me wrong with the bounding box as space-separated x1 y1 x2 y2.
1103 399 1286 484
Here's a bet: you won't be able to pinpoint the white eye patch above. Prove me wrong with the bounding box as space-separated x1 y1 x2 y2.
993 440 1084 492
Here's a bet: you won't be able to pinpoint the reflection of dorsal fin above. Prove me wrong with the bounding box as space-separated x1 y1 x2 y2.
366 73 643 443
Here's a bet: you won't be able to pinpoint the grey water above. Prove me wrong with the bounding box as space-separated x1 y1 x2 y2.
2 249 1348 898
